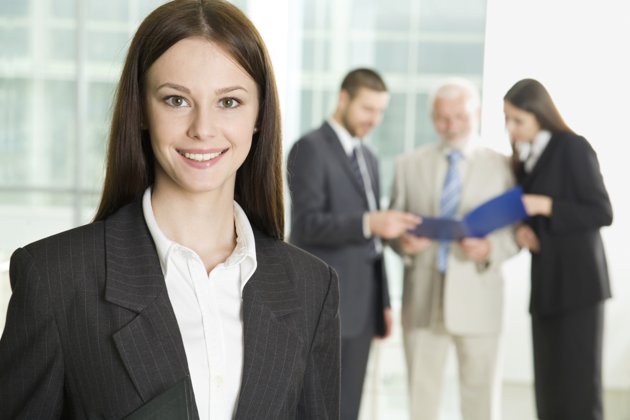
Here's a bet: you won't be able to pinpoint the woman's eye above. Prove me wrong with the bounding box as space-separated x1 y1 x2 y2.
165 96 189 107
220 98 240 109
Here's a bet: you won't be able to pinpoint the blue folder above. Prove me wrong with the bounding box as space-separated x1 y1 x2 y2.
407 186 527 241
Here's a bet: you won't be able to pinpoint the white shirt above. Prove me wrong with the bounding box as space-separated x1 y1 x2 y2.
142 188 257 420
526 130 552 172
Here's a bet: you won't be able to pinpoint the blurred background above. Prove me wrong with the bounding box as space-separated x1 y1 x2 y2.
1 0 628 418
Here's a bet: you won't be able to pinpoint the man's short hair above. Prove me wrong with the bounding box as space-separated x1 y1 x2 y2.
340 68 388 100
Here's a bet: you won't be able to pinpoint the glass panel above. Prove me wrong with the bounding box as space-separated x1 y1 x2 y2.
419 0 486 33
0 1 29 16
85 81 116 191
349 41 375 68
299 89 314 136
301 37 316 71
369 93 406 197
350 0 411 32
87 0 129 21
46 29 76 62
302 0 330 31
321 90 336 120
0 79 31 185
417 42 484 74
414 93 435 147
0 26 30 60
374 40 409 73
43 80 76 187
302 0 317 31
302 38 333 72
51 0 75 19
87 30 132 63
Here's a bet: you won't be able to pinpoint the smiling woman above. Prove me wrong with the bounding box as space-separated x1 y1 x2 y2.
144 38 260 222
0 1 340 419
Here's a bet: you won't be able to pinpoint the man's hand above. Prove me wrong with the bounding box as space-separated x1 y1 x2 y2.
459 237 491 263
368 210 420 240
516 224 540 253
400 233 432 256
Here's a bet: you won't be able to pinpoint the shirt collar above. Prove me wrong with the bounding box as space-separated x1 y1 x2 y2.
328 117 361 156
438 135 478 160
142 187 257 293
531 129 552 157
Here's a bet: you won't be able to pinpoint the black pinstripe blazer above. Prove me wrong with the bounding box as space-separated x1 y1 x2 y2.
0 198 340 419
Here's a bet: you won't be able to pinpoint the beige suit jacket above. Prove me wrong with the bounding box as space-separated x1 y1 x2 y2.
389 142 519 336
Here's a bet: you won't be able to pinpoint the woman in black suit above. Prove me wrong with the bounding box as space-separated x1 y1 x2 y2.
504 78 612 420
0 1 340 419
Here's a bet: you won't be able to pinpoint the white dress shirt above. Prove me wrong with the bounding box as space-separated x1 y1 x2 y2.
142 188 257 420
516 129 552 173
526 129 552 172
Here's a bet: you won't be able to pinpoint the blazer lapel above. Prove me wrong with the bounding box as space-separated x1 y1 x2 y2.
104 199 194 412
322 122 368 201
235 231 304 419
431 146 447 216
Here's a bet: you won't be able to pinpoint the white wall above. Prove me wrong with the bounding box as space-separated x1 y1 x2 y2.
483 0 630 388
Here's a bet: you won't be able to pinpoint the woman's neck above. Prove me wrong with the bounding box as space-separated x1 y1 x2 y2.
151 184 236 273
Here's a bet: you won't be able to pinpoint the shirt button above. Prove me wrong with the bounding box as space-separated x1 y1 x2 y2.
214 376 224 389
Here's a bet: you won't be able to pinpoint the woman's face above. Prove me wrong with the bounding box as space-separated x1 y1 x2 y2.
503 100 541 144
144 36 259 197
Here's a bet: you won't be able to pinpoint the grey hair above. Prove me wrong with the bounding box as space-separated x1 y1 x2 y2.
427 77 481 114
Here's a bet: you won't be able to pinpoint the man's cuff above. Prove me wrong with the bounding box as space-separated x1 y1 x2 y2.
362 212 372 238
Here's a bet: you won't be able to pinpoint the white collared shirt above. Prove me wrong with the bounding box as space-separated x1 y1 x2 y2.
328 117 360 157
142 188 257 420
524 130 552 173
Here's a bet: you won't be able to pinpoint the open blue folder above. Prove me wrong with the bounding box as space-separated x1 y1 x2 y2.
407 186 527 241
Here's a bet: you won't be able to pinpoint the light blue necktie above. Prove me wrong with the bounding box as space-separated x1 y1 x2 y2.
438 150 463 272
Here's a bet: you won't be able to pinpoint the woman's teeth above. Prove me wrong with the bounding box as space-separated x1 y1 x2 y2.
182 151 222 162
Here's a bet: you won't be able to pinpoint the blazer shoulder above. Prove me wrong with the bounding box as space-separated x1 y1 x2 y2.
292 123 334 148
22 221 104 258
396 142 440 167
273 237 333 274
256 232 336 283
472 146 510 166
556 132 593 152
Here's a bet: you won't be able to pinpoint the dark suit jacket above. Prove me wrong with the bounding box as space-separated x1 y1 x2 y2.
287 122 389 338
0 198 340 419
517 132 612 317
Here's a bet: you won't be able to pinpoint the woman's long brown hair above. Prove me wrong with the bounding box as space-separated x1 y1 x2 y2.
94 0 284 239
504 78 574 174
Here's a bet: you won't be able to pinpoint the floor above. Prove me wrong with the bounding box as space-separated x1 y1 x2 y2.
358 328 630 420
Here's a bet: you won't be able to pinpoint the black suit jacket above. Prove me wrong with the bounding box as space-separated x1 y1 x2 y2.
287 122 389 338
0 198 340 419
518 132 612 317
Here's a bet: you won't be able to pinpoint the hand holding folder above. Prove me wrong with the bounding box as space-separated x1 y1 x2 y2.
407 186 527 241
